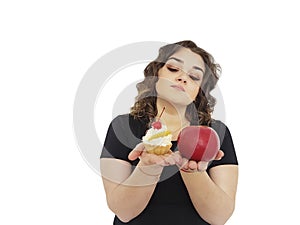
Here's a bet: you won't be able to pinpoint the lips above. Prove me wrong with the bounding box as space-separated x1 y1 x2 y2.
171 84 185 92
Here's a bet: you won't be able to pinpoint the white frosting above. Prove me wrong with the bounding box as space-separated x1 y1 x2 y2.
142 124 172 146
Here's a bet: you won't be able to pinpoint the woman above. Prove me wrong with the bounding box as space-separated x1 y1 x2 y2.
100 40 238 225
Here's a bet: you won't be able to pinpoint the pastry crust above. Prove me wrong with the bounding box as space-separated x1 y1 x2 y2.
144 144 172 155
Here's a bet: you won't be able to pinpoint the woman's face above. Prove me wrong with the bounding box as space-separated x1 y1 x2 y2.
156 47 205 106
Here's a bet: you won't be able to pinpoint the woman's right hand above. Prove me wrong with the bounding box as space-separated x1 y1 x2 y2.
128 143 182 167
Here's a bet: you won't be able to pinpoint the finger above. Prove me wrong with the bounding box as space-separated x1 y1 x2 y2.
163 155 176 165
215 150 224 160
173 152 183 165
165 152 182 166
198 161 209 171
128 143 145 161
188 160 198 170
179 158 193 172
180 158 189 170
157 155 169 166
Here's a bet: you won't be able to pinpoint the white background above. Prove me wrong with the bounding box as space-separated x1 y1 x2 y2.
1 0 300 224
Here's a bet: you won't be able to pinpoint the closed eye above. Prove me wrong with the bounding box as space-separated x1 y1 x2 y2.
189 74 201 81
166 64 202 82
166 64 179 72
167 67 179 72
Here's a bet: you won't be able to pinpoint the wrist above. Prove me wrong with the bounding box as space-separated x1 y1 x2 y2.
124 166 161 186
137 163 163 176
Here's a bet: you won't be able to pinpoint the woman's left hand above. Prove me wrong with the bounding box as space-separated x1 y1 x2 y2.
180 150 224 172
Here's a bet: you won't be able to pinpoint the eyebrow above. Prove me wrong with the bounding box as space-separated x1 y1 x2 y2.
167 57 205 73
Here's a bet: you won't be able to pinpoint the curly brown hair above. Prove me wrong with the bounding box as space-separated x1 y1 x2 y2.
130 40 221 126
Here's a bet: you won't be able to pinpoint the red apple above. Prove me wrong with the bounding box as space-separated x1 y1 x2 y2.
177 126 220 162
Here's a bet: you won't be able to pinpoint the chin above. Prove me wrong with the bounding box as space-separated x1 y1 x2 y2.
163 97 192 107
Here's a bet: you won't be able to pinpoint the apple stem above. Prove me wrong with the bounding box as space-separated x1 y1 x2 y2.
158 107 165 121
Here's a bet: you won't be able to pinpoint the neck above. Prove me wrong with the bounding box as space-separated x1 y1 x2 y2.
156 98 190 139
156 98 186 119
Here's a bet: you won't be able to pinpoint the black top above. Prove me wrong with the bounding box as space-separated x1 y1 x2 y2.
101 114 238 225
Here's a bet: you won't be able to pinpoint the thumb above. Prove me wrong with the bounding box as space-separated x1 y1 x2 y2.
215 150 224 161
128 143 145 161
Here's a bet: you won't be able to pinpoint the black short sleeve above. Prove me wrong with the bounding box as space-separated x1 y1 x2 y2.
100 114 146 165
208 121 238 170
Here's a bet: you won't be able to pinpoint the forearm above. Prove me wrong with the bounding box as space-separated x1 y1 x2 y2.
180 171 235 225
107 164 163 222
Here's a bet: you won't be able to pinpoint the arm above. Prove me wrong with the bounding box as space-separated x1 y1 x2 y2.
180 165 238 225
101 158 163 223
100 144 181 223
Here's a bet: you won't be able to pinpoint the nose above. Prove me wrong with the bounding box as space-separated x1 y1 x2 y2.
176 72 188 84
